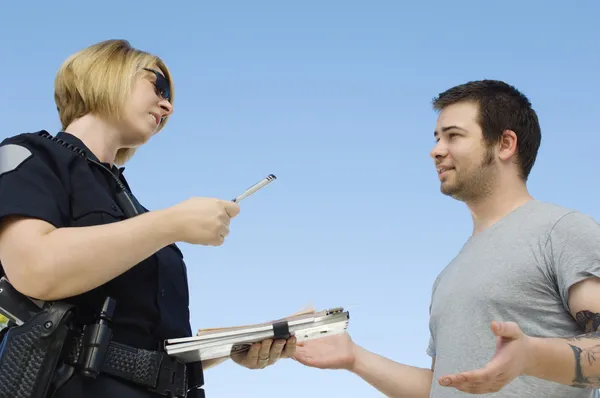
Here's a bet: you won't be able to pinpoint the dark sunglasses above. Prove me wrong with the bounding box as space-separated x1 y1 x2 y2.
143 68 171 102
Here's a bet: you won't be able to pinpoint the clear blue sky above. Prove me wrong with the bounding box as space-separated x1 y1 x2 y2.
2 1 599 396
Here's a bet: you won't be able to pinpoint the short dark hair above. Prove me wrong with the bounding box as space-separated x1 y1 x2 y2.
432 80 541 181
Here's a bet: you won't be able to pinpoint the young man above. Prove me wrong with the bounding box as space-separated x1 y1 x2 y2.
293 80 600 397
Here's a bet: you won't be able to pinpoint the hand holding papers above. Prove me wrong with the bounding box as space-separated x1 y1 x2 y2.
230 334 296 370
164 306 350 364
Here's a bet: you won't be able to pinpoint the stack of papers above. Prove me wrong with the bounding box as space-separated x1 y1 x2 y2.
165 306 350 363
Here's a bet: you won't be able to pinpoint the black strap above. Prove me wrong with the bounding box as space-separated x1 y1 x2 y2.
66 335 201 397
272 320 290 340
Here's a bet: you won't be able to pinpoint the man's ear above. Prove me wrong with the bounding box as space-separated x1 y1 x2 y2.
497 130 518 161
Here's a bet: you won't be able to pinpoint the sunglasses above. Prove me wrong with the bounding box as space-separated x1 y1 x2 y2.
143 68 171 102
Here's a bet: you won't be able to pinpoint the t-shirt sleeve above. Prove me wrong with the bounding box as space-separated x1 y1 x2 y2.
426 334 436 358
0 140 70 228
546 211 600 313
426 279 438 358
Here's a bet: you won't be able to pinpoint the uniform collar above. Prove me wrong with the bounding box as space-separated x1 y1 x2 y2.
55 131 126 176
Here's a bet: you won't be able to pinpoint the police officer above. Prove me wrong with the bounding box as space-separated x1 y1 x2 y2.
0 39 296 397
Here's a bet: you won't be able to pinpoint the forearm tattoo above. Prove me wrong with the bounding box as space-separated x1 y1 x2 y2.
568 310 600 387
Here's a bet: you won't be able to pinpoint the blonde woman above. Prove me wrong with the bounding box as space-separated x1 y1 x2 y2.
0 39 295 397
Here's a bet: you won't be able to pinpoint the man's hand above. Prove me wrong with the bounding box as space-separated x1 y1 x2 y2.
294 332 435 398
231 337 296 370
438 321 535 394
293 333 357 370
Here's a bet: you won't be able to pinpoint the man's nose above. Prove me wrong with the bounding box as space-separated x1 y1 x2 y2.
430 141 448 159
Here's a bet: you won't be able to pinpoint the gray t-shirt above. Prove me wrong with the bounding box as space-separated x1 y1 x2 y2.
427 200 600 397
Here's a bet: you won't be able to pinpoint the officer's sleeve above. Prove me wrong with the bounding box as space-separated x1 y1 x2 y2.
546 211 600 313
0 140 70 228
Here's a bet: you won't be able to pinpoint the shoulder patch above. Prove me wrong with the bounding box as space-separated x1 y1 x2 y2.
0 144 33 176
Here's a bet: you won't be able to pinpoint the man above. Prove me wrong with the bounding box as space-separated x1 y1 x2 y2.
293 80 600 397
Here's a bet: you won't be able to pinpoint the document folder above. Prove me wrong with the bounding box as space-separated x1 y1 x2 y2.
165 307 350 363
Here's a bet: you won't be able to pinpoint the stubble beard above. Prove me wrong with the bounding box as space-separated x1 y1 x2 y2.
440 146 498 203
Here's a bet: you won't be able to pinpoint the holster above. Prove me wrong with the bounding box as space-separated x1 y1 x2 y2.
0 276 204 398
0 300 76 398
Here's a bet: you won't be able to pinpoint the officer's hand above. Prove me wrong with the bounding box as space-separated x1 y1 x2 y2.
231 337 297 370
171 197 240 246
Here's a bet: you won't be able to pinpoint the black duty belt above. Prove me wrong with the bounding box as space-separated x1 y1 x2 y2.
60 295 204 398
65 334 205 398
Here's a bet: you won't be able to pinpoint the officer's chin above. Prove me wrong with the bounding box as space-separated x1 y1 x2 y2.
124 126 155 147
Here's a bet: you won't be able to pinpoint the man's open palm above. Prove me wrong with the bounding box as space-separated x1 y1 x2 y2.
293 333 356 370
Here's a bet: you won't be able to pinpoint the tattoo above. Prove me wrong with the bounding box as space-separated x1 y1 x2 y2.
570 344 600 387
568 310 600 387
575 310 600 333
567 332 600 342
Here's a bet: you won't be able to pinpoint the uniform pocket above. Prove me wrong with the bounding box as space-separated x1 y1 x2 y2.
69 184 124 227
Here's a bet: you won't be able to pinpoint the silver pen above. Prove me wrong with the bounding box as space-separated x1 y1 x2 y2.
232 174 277 202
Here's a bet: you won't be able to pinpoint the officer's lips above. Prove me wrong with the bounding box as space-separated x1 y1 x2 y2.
149 112 160 125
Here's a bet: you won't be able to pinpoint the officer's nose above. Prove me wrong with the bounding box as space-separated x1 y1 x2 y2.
159 99 173 118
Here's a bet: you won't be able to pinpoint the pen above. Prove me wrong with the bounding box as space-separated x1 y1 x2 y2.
232 174 277 202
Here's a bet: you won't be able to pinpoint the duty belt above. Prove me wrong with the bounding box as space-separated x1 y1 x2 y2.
62 295 205 398
64 333 205 398
0 279 204 398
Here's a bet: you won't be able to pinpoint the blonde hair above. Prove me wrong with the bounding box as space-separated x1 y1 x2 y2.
54 39 174 165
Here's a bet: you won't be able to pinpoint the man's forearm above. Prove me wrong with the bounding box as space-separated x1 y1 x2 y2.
351 346 432 398
527 332 600 388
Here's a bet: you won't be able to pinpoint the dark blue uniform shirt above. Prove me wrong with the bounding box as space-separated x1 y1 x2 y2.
0 130 192 351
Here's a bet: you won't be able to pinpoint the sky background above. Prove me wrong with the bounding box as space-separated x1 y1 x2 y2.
2 1 599 397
